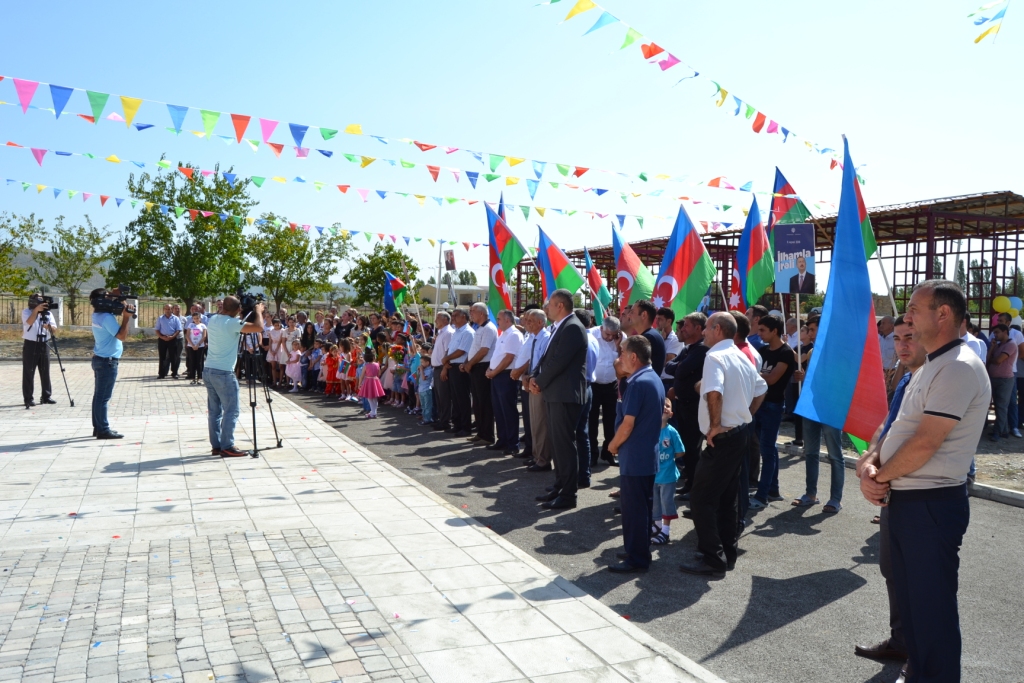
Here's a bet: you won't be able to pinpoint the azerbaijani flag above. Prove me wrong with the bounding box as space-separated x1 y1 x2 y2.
584 246 613 326
383 271 406 315
728 255 746 313
612 225 655 310
795 137 887 441
486 198 525 321
736 196 774 307
853 171 878 260
767 167 812 251
536 227 584 300
653 206 717 320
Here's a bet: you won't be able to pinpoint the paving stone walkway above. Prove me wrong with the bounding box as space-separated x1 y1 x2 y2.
0 361 716 683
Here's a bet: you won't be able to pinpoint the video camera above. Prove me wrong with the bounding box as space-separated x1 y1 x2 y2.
91 284 138 319
28 294 57 310
237 291 265 320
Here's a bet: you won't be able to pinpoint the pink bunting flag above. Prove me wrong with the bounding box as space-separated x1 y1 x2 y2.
451 170 461 182
357 188 371 202
658 54 681 71
766 120 779 134
295 147 310 158
472 243 480 248
390 235 397 243
31 148 47 167
200 170 214 177
201 211 214 218
13 78 39 113
445 147 459 154
302 224 310 232
259 118 278 144
82 193 92 202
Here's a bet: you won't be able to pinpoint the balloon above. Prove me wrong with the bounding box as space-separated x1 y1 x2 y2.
991 314 1001 327
1009 309 1020 318
993 295 1011 313
1011 296 1023 310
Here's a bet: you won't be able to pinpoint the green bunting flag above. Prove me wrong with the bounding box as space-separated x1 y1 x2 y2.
319 127 338 140
489 154 505 172
86 91 109 123
200 110 221 138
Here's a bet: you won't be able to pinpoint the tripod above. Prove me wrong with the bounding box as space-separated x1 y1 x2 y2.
237 326 281 458
37 309 74 407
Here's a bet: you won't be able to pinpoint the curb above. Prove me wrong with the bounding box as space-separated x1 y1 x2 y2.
778 442 1024 510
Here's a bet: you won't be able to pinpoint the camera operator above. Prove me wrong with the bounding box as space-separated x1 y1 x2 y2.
22 293 59 409
205 295 264 458
90 287 133 439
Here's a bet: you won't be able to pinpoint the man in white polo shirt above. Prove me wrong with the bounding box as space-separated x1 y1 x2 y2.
464 302 497 446
486 309 524 455
862 280 989 681
430 311 453 431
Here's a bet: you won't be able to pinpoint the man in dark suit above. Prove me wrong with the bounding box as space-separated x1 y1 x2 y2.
529 289 588 510
789 256 815 294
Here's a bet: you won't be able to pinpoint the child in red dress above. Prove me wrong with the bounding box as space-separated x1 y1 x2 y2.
324 345 342 396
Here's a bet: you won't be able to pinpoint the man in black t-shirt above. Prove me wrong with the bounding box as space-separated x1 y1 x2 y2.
631 299 666 375
749 315 797 509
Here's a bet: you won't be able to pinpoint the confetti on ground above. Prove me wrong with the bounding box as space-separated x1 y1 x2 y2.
92 642 101 648
393 612 400 619
112 535 120 539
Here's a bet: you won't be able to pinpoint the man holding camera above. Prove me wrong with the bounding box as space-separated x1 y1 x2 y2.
90 287 133 439
22 293 59 409
205 296 265 458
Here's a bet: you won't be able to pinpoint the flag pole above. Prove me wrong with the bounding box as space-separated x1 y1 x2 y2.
435 242 442 317
873 248 899 316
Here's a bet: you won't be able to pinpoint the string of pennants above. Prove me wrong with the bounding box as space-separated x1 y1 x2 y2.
0 175 499 250
0 138 840 220
969 0 1011 42
0 73 802 192
543 0 848 174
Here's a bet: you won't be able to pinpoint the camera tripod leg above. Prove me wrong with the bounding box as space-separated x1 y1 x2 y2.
45 333 74 408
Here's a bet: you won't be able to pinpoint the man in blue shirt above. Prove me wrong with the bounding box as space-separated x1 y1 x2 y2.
90 288 133 439
205 296 265 458
607 335 665 573
155 304 183 379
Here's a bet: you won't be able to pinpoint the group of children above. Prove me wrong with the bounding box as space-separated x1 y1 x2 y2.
300 331 436 420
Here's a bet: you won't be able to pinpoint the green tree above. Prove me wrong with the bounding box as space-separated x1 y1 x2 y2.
0 212 42 295
31 215 110 325
244 215 353 312
427 275 436 285
457 269 477 285
345 244 419 307
107 161 256 309
955 259 967 293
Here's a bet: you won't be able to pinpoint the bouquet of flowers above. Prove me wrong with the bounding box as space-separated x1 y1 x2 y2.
390 345 407 375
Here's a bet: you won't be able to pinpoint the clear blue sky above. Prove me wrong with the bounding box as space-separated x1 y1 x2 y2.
1 0 1019 293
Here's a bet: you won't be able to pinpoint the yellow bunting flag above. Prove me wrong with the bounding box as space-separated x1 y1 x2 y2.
564 0 597 21
975 22 1002 42
360 156 376 168
105 155 121 163
415 195 426 205
536 207 546 217
120 96 143 128
428 238 436 247
271 176 287 183
36 185 46 193
345 124 363 135
712 81 729 107
506 176 520 186
246 217 255 225
508 157 525 167
190 130 206 138
144 202 155 212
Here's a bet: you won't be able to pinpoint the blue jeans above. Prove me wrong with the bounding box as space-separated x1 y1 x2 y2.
753 400 785 503
205 368 240 450
803 418 845 503
419 390 434 423
91 356 119 434
1008 377 1019 431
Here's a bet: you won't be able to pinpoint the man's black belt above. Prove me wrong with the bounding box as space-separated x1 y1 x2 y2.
714 423 750 438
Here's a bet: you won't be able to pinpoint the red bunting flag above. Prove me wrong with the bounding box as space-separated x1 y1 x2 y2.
188 209 198 221
640 42 664 59
289 222 298 230
77 114 95 123
268 143 284 158
100 195 109 206
463 242 471 251
573 166 589 178
752 112 767 133
414 141 436 152
178 167 194 180
337 185 350 193
230 114 251 143
427 165 440 182
6 141 24 147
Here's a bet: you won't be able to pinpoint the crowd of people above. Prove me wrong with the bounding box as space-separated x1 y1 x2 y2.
12 278 1001 683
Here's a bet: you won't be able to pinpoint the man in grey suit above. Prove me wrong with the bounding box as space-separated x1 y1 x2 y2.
528 289 589 510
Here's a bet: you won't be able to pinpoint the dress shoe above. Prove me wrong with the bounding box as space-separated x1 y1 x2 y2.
453 430 472 437
41 398 56 405
503 449 520 456
536 491 560 502
896 666 909 683
96 431 124 440
25 400 36 408
691 553 735 570
607 562 647 574
545 486 557 492
681 509 694 519
679 560 726 578
613 507 621 514
616 552 630 560
601 454 618 467
526 463 551 472
578 480 591 489
467 435 485 443
854 640 907 662
443 426 456 433
540 497 577 510
211 448 222 456
485 443 505 451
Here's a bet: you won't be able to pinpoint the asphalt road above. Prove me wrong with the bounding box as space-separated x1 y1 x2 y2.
283 390 1024 683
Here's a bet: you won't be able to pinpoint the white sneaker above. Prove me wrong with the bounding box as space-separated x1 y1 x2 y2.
748 497 767 510
289 387 298 393
1013 429 1022 438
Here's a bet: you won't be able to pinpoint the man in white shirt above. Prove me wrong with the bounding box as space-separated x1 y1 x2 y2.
430 311 454 431
959 318 985 362
517 309 553 471
487 309 524 455
785 317 800 350
22 293 59 408
511 308 542 461
590 316 623 466
681 312 767 578
464 303 497 446
443 308 475 436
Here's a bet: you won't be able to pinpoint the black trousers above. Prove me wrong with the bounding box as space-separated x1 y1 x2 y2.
878 507 906 655
677 407 703 491
433 366 452 428
158 338 182 377
449 364 472 432
520 387 533 456
186 346 206 379
620 474 655 569
786 382 803 441
889 486 969 682
691 424 749 571
589 382 618 463
546 400 582 501
22 339 52 404
575 386 592 485
470 364 494 442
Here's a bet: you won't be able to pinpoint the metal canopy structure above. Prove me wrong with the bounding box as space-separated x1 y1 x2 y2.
513 190 1024 322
